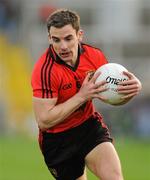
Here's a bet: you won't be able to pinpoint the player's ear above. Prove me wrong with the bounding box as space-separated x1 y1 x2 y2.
78 29 84 42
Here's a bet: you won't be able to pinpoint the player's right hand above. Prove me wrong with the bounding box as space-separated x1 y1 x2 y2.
77 72 108 101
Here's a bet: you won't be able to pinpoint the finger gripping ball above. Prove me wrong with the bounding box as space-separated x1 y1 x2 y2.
95 63 129 105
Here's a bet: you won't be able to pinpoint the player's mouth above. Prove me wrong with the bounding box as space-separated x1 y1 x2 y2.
59 52 71 58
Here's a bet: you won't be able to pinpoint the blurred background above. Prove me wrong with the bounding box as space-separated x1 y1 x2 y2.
0 0 150 180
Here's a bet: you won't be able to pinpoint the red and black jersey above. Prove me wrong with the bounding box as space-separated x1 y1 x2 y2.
31 43 108 133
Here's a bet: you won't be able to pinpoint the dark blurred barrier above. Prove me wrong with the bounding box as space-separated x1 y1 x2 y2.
95 97 150 139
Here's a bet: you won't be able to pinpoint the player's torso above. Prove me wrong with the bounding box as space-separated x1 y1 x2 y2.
33 44 108 132
47 46 102 132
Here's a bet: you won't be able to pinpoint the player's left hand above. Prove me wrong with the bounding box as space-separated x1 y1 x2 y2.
117 71 142 100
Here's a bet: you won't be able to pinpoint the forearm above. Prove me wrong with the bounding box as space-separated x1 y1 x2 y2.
37 93 86 130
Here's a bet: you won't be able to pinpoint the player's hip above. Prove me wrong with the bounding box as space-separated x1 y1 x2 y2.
40 112 112 166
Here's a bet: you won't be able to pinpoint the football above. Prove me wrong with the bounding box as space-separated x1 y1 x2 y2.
95 63 129 105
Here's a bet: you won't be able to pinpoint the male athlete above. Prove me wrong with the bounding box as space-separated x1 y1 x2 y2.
31 9 142 180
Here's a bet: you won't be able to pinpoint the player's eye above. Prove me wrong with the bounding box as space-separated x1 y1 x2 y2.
65 36 73 42
65 38 72 41
52 38 60 43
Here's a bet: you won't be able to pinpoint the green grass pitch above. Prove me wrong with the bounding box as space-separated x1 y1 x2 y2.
0 135 150 180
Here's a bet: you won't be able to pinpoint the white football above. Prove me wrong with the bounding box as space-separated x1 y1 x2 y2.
95 63 129 105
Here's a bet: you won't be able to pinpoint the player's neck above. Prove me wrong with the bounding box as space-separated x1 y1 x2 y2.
66 54 78 67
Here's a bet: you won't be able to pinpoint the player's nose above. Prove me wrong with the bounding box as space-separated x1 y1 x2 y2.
60 41 68 50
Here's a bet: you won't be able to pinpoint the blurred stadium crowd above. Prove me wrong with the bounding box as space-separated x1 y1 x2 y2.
0 0 150 138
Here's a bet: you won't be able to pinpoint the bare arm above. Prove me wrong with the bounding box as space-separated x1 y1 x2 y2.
33 94 86 130
33 72 107 130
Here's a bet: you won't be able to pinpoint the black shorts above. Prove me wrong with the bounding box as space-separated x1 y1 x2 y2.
41 112 112 180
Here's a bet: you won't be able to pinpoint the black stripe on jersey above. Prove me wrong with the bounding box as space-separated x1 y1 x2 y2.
41 45 55 98
48 47 55 98
44 52 51 98
41 48 50 98
41 46 54 98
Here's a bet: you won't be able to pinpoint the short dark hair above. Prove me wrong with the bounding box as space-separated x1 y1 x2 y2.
47 9 80 33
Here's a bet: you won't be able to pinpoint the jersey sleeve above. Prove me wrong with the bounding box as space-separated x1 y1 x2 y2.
31 57 61 99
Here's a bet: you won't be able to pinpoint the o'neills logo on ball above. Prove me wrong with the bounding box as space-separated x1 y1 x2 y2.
106 76 127 85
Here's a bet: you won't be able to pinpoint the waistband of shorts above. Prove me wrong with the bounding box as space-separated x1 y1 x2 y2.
42 112 103 137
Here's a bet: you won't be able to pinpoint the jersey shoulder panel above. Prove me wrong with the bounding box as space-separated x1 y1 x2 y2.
31 49 62 98
82 43 108 67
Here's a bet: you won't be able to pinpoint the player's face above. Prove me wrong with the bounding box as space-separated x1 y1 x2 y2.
49 24 83 66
